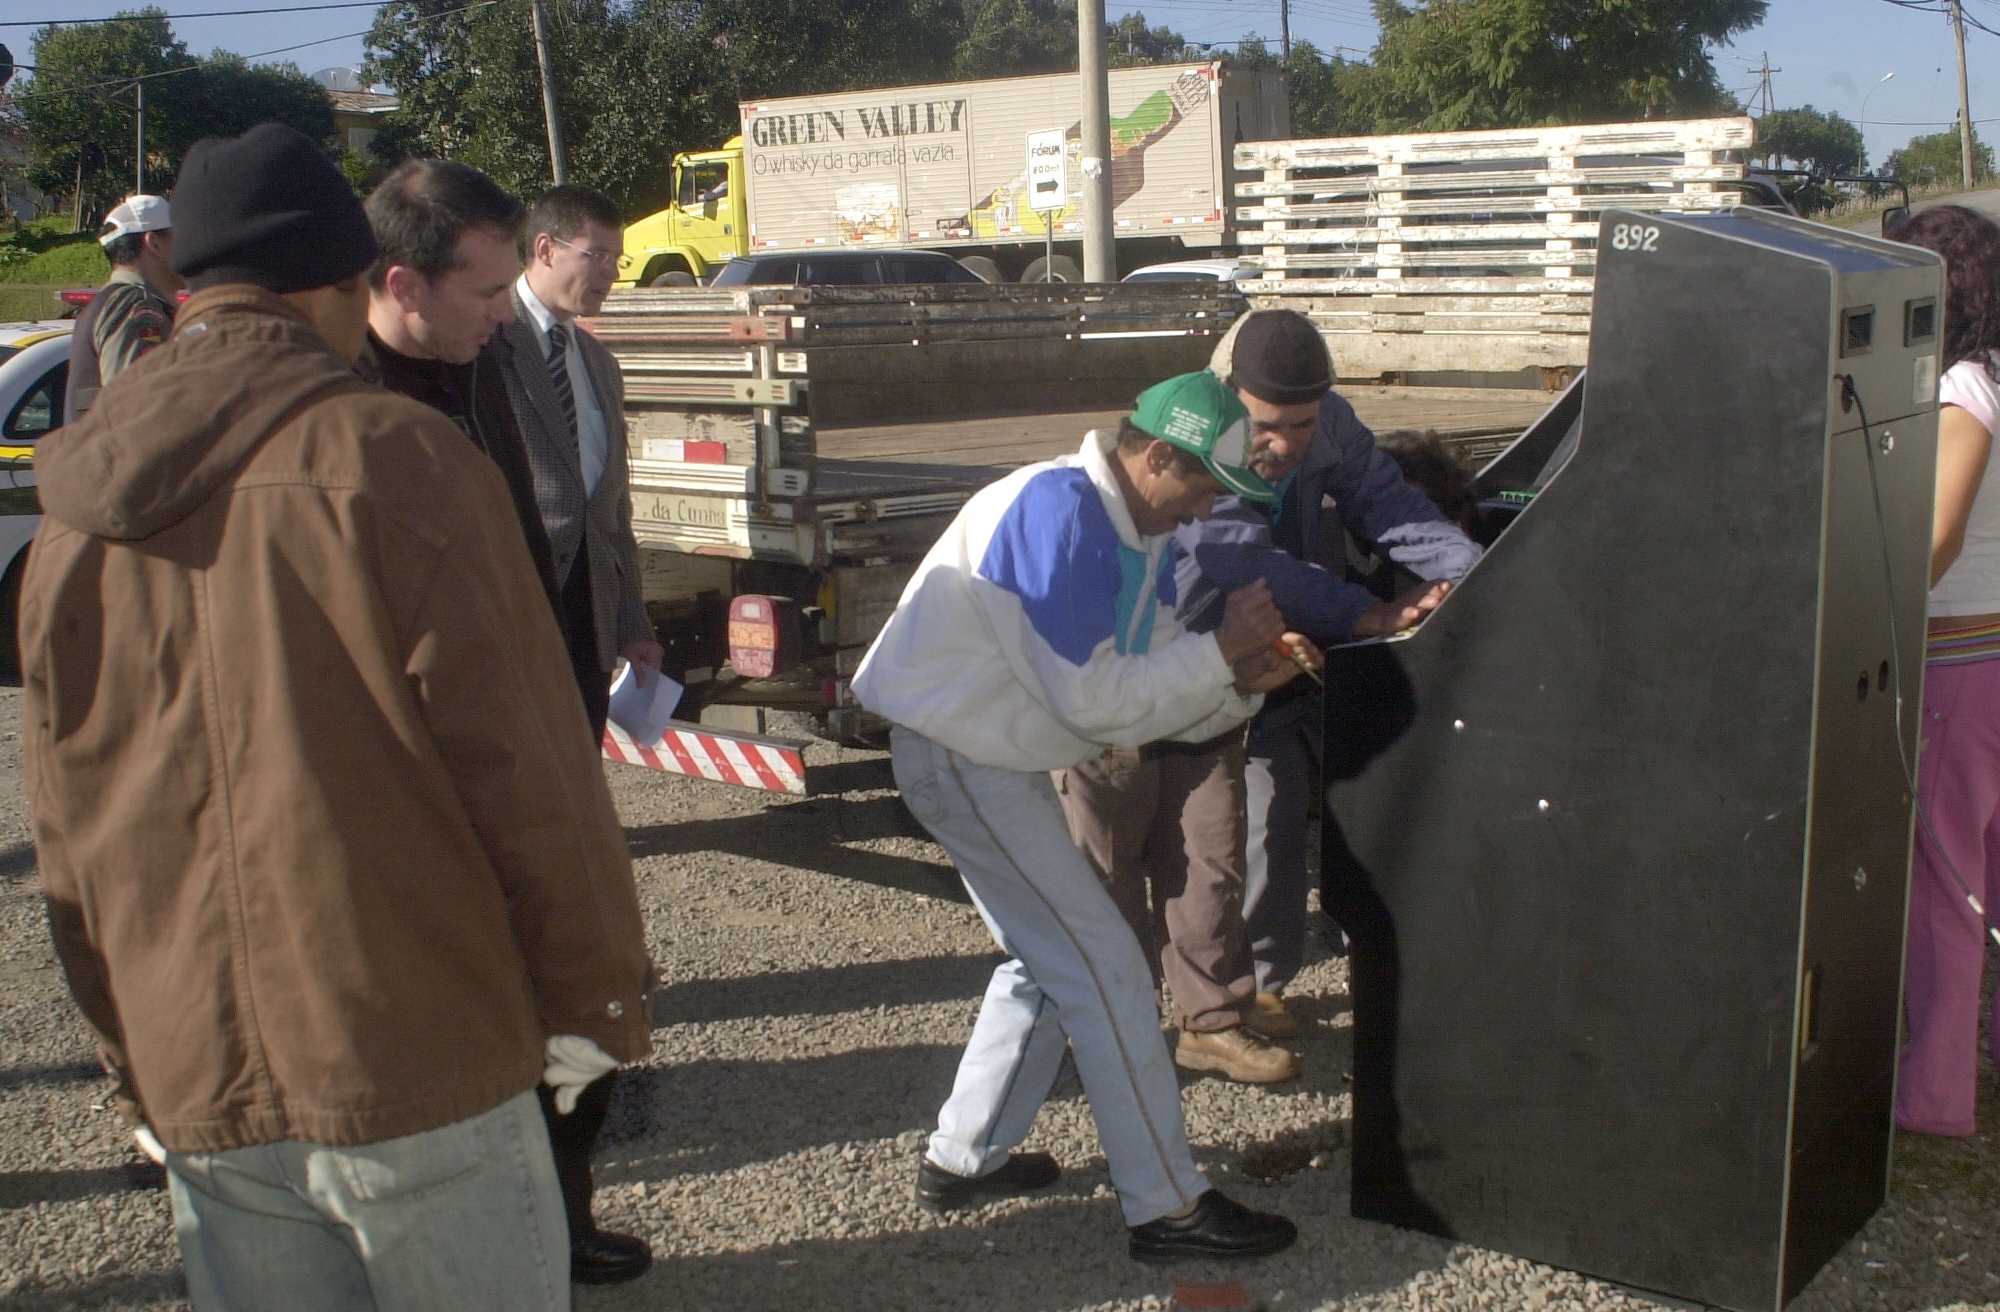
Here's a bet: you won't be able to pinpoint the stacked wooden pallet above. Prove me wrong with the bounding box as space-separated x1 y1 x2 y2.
1233 117 1759 375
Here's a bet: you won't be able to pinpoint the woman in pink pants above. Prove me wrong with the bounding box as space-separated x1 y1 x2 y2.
1892 204 2000 1137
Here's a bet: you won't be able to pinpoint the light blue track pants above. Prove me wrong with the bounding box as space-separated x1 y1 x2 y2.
893 728 1208 1226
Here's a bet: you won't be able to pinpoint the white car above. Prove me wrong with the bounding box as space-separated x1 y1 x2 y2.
1121 258 1260 283
0 320 71 676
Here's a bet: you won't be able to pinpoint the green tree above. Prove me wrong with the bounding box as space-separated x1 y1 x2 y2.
365 0 966 216
1222 35 1282 70
186 57 335 147
363 0 529 167
1885 127 1994 187
19 10 335 212
1754 105 1865 214
953 0 1074 78
1757 106 1864 175
0 96 34 223
19 9 195 209
1368 0 1768 131
1107 11 1191 67
1285 42 1392 138
677 0 963 123
366 0 660 209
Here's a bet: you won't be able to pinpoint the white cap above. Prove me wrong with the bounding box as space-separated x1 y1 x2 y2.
99 194 172 247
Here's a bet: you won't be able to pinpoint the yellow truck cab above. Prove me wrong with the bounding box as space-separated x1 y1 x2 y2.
618 138 747 288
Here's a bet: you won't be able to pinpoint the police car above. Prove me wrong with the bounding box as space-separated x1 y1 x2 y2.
0 319 69 676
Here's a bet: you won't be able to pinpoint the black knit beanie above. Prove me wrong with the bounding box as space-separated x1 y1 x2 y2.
1228 309 1333 405
170 122 378 293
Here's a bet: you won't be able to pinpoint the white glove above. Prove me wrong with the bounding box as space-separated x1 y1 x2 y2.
542 1035 619 1115
133 1125 166 1165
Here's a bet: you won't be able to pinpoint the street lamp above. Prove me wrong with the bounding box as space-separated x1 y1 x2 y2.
1859 72 1895 176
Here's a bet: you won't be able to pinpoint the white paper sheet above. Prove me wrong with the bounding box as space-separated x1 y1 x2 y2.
606 662 683 744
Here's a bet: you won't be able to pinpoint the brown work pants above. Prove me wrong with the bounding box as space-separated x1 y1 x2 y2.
1054 730 1256 1033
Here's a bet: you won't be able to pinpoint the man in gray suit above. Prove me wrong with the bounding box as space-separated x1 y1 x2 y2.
492 186 663 739
486 184 662 1286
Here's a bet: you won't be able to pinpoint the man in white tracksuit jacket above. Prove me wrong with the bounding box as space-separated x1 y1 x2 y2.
853 370 1319 1263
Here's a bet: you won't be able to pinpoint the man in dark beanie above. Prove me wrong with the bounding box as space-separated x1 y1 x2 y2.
19 121 650 1311
1178 308 1481 1036
1060 310 1482 1086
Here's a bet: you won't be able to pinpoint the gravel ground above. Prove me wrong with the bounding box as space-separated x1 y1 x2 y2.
0 683 1995 1312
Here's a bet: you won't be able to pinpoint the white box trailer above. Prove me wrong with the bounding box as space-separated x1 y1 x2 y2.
737 61 1288 281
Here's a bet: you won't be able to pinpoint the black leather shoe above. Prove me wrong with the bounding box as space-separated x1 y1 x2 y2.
914 1151 1061 1213
570 1230 652 1285
1128 1189 1297 1263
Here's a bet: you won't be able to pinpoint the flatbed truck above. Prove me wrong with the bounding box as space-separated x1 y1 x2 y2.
585 282 1554 794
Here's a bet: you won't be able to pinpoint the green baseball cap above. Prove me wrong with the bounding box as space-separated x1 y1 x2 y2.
1129 369 1276 502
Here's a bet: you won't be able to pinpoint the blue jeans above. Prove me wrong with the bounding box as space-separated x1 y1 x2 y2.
165 1088 569 1312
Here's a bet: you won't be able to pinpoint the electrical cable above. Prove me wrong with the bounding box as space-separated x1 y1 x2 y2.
5 0 497 103
1855 115 2000 125
1842 372 2000 950
2 2 391 27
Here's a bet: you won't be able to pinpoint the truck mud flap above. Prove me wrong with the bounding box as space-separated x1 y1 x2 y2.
602 718 811 795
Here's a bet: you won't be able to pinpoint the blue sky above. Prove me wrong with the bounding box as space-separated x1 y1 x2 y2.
9 1 1994 171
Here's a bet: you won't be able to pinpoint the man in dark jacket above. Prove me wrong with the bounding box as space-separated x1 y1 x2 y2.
1176 310 1480 1032
23 123 651 1311
361 159 558 614
359 157 649 1287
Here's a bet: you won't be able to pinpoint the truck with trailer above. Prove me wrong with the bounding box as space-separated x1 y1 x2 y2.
616 60 1289 288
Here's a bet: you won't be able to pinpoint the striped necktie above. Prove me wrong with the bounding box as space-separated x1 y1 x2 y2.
545 321 578 443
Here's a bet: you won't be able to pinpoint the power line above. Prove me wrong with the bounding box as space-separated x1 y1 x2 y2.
5 0 498 103
2 2 390 28
1877 0 2000 25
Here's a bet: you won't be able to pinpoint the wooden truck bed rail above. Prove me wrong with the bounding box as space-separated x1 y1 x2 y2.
584 283 1243 561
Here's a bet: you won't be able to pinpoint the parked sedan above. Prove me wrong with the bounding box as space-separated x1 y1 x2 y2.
1121 258 1259 283
708 248 989 287
0 321 70 450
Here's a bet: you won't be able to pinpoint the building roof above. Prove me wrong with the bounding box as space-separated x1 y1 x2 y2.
327 89 398 116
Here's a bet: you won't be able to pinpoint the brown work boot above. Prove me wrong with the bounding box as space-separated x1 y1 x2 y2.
1244 990 1300 1040
1174 1026 1300 1083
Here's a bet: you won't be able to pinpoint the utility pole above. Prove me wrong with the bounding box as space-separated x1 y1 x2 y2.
1280 0 1291 62
1755 52 1780 117
1079 0 1114 281
1951 0 1976 185
530 0 567 184
133 80 144 194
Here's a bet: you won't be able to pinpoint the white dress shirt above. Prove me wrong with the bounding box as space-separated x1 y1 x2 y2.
515 274 609 497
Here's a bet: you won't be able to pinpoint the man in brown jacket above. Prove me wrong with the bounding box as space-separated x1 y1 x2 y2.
21 123 650 1312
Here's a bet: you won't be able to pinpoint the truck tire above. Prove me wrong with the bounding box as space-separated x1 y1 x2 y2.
957 255 1003 284
650 270 697 288
1021 254 1082 284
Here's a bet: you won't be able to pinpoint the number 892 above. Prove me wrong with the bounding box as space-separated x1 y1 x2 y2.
1610 223 1661 253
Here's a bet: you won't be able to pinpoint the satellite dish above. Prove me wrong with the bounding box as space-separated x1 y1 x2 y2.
310 66 364 91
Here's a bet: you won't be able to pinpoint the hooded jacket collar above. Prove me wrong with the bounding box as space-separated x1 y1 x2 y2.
1078 427 1154 552
40 284 366 541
